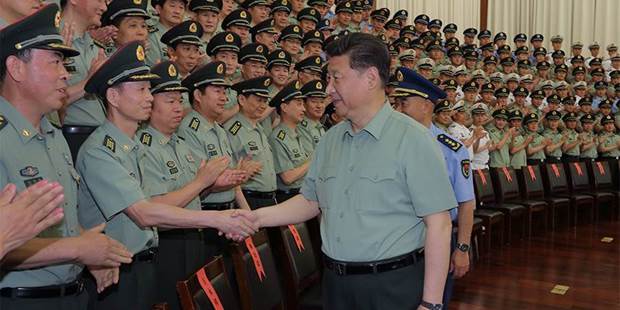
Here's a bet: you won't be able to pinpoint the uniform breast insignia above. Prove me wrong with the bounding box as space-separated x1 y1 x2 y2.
148 24 157 33
313 136 320 143
140 132 152 146
0 114 6 131
461 159 471 178
207 144 218 157
103 135 116 152
229 121 242 135
166 160 179 174
277 130 286 141
248 141 259 151
300 120 308 127
20 165 43 187
437 134 462 152
292 148 301 158
189 117 200 131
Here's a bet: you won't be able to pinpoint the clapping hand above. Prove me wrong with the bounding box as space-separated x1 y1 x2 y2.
211 169 249 192
238 156 263 177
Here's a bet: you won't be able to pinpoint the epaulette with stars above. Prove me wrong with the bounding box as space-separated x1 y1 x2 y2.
189 117 200 131
103 135 116 153
277 130 286 141
437 134 462 152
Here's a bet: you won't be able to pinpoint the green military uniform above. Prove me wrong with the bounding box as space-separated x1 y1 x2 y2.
298 116 325 153
270 123 310 189
580 131 598 160
77 42 160 310
146 21 169 66
225 77 277 208
488 123 510 167
563 128 580 158
526 130 546 163
599 131 620 157
0 6 87 309
138 61 206 310
510 128 527 169
225 113 277 192
301 102 456 309
178 110 236 203
542 128 563 161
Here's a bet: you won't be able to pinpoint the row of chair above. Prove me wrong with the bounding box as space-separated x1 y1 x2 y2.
172 160 619 310
471 160 620 257
176 220 323 310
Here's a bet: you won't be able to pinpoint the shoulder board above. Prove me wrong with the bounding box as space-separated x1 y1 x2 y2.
189 117 200 131
229 121 242 135
0 114 7 131
148 24 157 33
300 120 308 127
437 134 462 152
103 135 116 152
277 130 286 141
140 132 152 146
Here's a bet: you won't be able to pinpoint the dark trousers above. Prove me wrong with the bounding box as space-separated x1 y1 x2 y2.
442 232 458 309
0 288 88 310
322 257 424 310
62 125 97 162
156 229 207 310
562 155 580 162
94 257 157 310
275 188 300 203
245 196 277 210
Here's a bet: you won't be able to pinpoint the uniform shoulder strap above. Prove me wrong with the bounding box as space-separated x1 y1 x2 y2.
140 132 152 146
437 134 462 152
229 121 242 135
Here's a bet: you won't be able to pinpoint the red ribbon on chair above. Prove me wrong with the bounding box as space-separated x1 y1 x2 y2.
501 167 513 183
527 166 537 181
245 238 266 281
573 162 583 176
477 169 487 185
596 162 606 175
196 268 224 310
288 225 305 252
551 164 561 177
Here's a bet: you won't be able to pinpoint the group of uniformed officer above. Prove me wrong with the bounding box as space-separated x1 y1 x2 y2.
1 0 620 309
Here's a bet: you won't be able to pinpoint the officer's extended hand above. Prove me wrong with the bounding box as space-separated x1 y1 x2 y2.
76 223 133 267
196 157 229 188
213 209 259 241
450 250 470 279
88 266 120 293
0 181 65 258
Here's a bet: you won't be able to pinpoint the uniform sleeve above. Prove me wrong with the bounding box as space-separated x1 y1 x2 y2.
300 144 320 202
270 138 294 174
140 150 170 198
489 129 503 143
449 150 475 203
405 130 458 217
78 149 146 220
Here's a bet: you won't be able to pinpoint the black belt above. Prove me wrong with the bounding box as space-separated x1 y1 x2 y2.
0 279 84 298
323 249 424 276
201 200 235 211
242 190 276 200
61 125 97 135
134 247 158 262
601 156 620 160
276 188 300 196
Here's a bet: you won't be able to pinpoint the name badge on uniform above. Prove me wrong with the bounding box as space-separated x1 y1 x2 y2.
207 144 218 157
293 148 301 158
167 161 179 174
248 141 259 151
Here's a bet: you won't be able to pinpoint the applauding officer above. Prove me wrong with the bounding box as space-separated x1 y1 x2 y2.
0 5 133 310
76 41 258 309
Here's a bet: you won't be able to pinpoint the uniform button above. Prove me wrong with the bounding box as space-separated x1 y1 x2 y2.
348 166 353 172
336 237 341 242
339 212 344 219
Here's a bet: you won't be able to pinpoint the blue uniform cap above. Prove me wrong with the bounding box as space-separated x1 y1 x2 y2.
392 67 447 103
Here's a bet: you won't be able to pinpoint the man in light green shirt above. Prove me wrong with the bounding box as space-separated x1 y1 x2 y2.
487 109 513 168
249 33 454 310
542 110 566 163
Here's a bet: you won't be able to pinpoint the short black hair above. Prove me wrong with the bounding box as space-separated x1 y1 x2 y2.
0 49 33 88
325 32 389 87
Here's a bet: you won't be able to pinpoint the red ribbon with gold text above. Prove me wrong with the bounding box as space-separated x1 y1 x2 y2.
196 268 224 310
245 238 266 281
288 225 305 252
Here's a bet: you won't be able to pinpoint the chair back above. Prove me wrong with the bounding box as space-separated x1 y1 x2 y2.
566 161 591 193
176 256 240 310
543 163 568 196
491 167 520 202
473 169 496 205
589 161 614 191
518 165 546 200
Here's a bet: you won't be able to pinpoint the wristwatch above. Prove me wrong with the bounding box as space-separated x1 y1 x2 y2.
420 300 443 310
456 242 470 252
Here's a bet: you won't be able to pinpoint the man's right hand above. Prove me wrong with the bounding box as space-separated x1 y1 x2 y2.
238 157 263 177
212 209 259 241
75 223 133 267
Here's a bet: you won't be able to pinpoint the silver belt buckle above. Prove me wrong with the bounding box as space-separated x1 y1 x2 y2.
335 262 346 276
